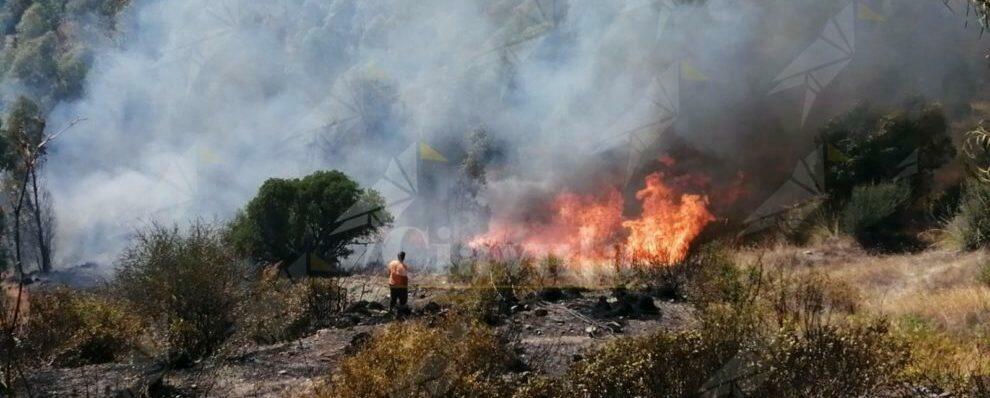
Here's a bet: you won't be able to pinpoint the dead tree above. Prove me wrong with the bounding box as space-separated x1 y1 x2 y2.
30 167 50 273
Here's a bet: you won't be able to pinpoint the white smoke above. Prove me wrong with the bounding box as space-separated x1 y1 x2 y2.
42 0 987 265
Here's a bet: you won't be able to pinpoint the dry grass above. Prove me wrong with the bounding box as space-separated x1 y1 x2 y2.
817 250 990 333
739 241 990 390
314 316 516 398
739 240 990 333
0 279 27 326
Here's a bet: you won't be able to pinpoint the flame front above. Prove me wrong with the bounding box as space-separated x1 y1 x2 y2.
470 171 715 267
622 173 715 265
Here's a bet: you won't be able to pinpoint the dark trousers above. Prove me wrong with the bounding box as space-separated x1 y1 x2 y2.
389 286 408 311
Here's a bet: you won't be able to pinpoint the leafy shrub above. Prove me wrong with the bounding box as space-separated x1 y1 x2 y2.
840 182 911 236
808 103 954 249
238 277 348 344
322 317 516 398
941 180 990 251
115 222 243 365
821 103 953 204
22 287 143 367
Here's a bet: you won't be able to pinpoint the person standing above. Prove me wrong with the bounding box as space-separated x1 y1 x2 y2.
387 251 410 313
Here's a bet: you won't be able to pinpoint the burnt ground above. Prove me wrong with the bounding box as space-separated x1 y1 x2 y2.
15 276 693 397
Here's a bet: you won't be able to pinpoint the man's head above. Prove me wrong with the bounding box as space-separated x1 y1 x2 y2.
398 251 406 262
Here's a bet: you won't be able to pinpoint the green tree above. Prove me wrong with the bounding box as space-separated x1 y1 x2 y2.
820 102 954 205
229 170 391 265
14 3 53 40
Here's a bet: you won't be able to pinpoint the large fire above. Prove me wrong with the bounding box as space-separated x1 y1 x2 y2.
469 171 716 267
622 173 715 264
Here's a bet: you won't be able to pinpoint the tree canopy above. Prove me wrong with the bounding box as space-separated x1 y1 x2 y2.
229 170 391 265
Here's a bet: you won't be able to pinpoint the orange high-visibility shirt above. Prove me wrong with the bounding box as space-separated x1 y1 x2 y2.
388 260 409 287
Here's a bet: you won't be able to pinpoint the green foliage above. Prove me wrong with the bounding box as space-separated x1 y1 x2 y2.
323 317 515 398
840 181 911 235
15 3 53 39
115 222 242 365
941 180 990 251
22 287 143 367
796 103 955 249
3 95 45 162
0 0 131 106
963 122 990 183
821 103 953 205
228 170 391 265
9 32 58 90
979 260 990 288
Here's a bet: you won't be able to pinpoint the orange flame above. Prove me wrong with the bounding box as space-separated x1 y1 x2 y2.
470 188 624 259
470 171 715 267
622 173 715 265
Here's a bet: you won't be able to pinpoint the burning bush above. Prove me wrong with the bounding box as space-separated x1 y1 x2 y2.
21 287 144 367
321 316 517 398
115 222 243 365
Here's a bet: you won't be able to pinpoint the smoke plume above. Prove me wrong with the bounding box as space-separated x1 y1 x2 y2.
40 0 988 266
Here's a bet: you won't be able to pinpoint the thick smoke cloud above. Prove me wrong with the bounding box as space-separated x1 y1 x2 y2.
42 0 987 266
